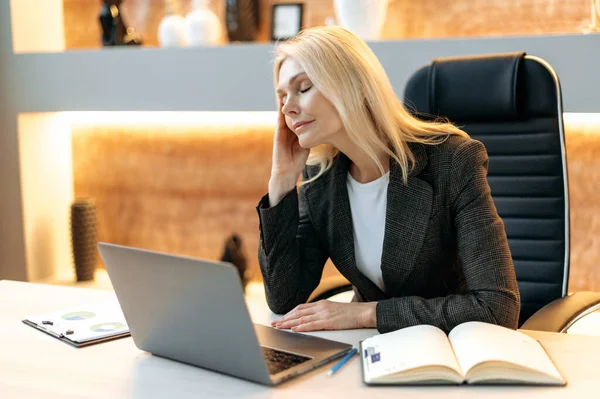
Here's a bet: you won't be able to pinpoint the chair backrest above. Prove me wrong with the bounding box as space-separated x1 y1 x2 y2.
403 52 570 326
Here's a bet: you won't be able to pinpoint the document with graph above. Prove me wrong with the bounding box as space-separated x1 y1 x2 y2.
23 300 130 347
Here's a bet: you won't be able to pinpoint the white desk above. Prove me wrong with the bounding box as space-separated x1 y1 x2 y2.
1 280 600 398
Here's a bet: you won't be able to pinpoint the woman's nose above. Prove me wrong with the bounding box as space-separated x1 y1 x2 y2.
281 99 299 116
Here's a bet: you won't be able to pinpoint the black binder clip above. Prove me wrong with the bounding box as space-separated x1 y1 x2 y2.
42 320 53 325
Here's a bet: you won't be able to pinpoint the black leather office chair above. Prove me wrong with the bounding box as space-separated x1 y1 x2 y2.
310 52 600 333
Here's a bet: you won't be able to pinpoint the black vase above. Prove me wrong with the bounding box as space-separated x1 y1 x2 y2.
220 234 251 290
70 198 98 282
225 0 260 42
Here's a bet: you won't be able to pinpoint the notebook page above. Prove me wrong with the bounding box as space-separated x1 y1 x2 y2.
362 324 463 382
448 321 563 382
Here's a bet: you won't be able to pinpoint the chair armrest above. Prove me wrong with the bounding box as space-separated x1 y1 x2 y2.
521 291 600 333
308 275 352 303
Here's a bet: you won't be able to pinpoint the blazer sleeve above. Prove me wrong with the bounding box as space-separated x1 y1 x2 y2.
375 140 521 333
256 172 328 314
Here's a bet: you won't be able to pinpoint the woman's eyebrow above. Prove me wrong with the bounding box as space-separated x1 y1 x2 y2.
276 72 308 94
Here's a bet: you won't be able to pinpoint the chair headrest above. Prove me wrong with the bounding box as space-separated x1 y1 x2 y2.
406 52 526 121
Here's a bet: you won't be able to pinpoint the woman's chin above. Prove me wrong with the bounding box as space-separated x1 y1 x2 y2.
297 135 314 149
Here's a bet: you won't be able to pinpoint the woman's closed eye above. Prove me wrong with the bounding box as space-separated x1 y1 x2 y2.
278 86 311 105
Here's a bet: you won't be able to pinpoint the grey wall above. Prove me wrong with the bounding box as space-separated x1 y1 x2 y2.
7 34 600 114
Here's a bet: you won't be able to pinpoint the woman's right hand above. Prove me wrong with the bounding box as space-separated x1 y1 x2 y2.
268 106 310 207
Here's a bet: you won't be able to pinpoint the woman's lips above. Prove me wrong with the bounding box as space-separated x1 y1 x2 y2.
294 120 314 131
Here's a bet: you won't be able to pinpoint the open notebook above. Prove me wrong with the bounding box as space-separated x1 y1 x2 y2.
360 321 565 386
23 300 130 347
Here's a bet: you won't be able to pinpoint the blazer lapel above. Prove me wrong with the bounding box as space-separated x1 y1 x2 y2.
315 144 433 302
328 153 388 302
380 143 433 294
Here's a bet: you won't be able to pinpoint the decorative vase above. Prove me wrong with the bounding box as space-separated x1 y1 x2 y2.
333 0 389 41
225 0 259 42
99 0 143 46
158 0 187 47
70 198 98 282
184 0 222 46
99 0 128 46
220 234 251 291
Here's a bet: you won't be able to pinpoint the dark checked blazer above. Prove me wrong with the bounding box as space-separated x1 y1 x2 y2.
256 135 520 334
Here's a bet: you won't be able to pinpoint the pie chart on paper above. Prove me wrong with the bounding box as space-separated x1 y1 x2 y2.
62 311 96 321
89 322 127 333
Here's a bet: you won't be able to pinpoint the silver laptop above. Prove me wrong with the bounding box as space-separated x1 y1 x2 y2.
98 242 352 386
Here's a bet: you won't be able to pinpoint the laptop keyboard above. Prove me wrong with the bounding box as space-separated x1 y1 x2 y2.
261 347 312 375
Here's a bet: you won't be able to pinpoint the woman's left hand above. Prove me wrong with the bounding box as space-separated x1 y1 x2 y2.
271 300 378 332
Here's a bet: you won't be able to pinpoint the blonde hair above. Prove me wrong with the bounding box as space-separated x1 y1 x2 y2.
272 26 468 184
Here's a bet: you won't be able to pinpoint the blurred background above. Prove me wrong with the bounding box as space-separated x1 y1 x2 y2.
1 0 599 296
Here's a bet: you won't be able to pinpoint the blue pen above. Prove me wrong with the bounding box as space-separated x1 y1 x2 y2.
327 347 358 377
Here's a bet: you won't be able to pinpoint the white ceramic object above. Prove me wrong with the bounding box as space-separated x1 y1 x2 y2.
333 0 389 41
158 14 187 47
325 16 337 26
184 0 222 46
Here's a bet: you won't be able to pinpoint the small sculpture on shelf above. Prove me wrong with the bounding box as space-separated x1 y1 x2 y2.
99 0 143 46
220 233 251 290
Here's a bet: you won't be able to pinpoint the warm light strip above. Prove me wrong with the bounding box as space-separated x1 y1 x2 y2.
65 111 278 126
563 112 600 126
64 111 600 130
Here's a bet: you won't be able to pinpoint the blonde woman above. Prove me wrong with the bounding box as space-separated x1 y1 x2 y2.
256 26 520 334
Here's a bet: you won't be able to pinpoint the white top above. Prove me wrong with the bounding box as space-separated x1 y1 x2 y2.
346 171 390 292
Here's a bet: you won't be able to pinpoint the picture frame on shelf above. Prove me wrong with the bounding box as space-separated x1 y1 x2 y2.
270 3 304 41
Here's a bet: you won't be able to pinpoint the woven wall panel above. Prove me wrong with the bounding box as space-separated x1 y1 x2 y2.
564 120 600 294
72 120 600 292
